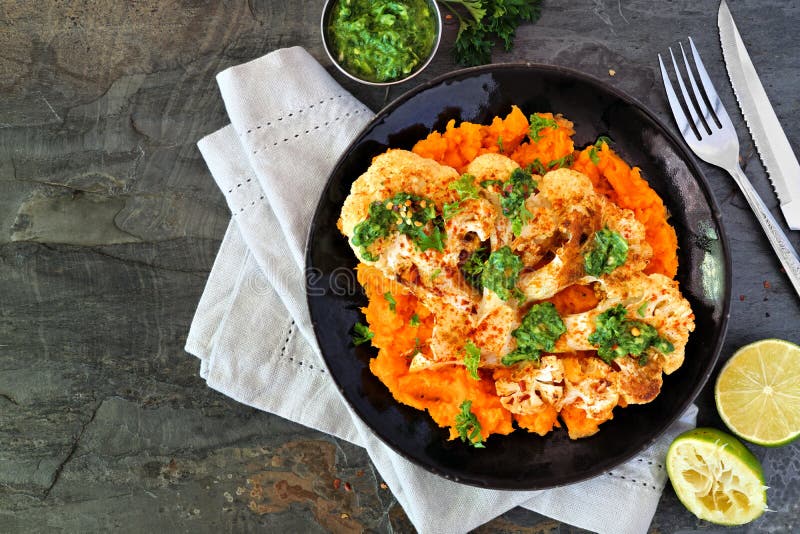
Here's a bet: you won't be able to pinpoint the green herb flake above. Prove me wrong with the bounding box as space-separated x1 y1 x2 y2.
461 246 489 291
584 227 629 277
547 153 574 170
588 136 611 165
637 301 648 318
410 313 420 327
502 302 566 366
430 268 442 281
588 304 675 365
449 173 480 200
464 341 481 380
497 135 504 153
443 201 462 221
588 147 600 165
527 159 547 175
455 400 485 448
352 322 375 346
595 136 612 148
383 292 397 312
479 178 504 189
529 113 559 141
481 246 524 302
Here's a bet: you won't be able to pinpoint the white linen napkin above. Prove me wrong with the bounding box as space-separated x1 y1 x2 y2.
186 46 698 534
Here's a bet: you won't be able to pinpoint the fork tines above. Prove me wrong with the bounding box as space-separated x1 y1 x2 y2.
658 37 733 141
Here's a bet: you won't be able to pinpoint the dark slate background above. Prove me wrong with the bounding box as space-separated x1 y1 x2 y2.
0 1 798 532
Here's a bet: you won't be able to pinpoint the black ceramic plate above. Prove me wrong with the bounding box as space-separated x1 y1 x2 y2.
306 64 730 490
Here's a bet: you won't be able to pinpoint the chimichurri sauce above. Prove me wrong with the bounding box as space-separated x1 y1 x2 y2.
327 0 437 83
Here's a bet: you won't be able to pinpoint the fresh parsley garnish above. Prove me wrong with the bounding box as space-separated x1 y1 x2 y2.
584 227 629 277
527 159 547 175
637 301 648 318
529 155 573 175
441 1 543 67
410 313 420 327
455 400 485 448
588 304 674 365
529 113 559 141
502 302 566 366
461 246 489 291
479 178 504 189
443 201 462 220
464 340 481 380
351 192 445 260
547 153 574 170
449 173 480 200
444 174 480 220
595 136 612 147
352 322 375 346
590 136 611 164
481 246 524 302
383 292 397 312
589 147 600 165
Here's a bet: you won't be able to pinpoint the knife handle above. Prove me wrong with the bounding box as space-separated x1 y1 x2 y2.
730 164 800 298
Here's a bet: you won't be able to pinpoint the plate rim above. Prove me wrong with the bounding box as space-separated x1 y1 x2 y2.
305 62 732 490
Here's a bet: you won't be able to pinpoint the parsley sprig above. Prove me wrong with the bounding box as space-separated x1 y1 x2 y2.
441 1 543 67
464 340 481 380
529 113 558 141
455 400 485 448
461 246 489 291
352 322 375 346
443 173 480 220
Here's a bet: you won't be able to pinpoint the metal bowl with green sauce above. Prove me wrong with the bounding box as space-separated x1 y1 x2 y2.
321 0 442 86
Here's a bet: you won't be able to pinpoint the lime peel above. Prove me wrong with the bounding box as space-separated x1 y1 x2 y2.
666 427 767 525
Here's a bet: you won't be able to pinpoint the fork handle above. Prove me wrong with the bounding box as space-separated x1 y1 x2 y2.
729 164 800 298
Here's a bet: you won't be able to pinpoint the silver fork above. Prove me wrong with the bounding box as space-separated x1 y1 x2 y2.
659 38 800 298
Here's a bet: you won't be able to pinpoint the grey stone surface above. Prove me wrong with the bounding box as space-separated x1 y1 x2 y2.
1 0 798 532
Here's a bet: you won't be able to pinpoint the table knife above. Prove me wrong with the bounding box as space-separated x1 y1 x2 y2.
719 0 800 230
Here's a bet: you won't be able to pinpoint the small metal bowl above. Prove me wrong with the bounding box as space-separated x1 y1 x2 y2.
320 0 442 87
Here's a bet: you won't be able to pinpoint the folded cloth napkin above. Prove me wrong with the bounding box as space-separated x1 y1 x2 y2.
186 46 698 534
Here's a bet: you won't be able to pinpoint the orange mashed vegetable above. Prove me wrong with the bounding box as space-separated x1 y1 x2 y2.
360 107 679 441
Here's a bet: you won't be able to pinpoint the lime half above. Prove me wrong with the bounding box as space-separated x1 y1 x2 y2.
715 338 800 446
667 427 767 525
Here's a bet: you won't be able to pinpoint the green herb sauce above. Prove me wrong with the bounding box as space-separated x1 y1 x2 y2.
588 304 674 365
327 0 437 83
351 191 444 261
481 246 524 302
502 302 566 366
584 227 629 277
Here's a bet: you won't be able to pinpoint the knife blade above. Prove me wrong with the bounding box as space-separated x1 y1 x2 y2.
719 0 800 230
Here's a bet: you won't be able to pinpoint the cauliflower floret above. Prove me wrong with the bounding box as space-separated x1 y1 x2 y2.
555 271 695 373
495 356 565 415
